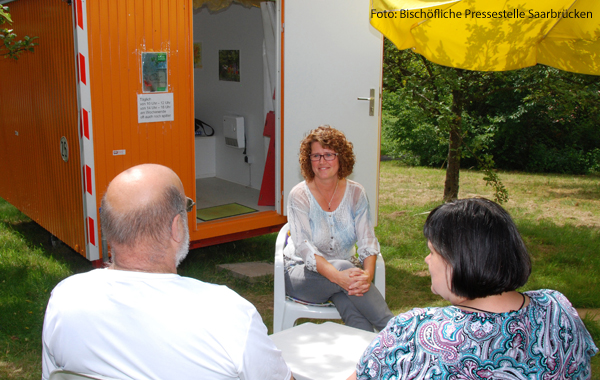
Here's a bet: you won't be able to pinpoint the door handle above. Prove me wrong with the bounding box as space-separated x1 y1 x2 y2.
357 88 375 116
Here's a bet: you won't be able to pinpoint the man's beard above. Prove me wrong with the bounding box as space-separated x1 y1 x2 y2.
175 214 190 267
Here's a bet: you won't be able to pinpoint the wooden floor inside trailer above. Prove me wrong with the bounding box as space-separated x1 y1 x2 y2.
195 177 275 223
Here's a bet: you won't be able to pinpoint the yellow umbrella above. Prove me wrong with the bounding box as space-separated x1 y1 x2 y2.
370 0 600 75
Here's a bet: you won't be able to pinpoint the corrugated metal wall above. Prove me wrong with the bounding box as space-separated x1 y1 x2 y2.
0 0 86 255
86 0 196 235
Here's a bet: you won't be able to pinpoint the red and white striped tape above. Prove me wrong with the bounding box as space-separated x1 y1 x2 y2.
74 0 99 260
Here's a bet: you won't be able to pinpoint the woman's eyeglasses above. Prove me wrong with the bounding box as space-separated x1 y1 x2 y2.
309 153 338 161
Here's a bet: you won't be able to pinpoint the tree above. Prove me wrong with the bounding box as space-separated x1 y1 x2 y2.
0 5 37 59
383 40 509 203
383 39 600 202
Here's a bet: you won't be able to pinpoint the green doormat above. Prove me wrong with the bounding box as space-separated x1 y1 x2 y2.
196 203 257 221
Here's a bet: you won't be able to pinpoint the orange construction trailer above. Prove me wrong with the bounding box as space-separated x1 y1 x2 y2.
0 0 383 265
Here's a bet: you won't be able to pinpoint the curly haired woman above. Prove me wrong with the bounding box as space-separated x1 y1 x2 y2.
284 125 393 332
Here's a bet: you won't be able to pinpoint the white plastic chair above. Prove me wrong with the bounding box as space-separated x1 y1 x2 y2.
273 223 386 333
49 370 122 380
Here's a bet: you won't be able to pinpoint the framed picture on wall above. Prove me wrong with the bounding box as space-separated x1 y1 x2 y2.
219 50 240 82
194 42 202 69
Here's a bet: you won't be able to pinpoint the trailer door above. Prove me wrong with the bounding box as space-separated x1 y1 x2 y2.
278 0 383 223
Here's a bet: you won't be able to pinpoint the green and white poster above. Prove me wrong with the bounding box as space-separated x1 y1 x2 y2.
142 52 168 93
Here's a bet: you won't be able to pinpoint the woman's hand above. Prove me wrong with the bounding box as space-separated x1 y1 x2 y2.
347 269 372 296
315 255 378 296
347 254 377 296
335 267 367 294
315 255 367 294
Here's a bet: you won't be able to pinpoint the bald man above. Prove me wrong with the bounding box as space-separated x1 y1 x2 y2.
41 164 292 380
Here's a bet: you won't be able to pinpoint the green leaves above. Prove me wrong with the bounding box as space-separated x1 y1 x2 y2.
383 39 511 201
0 5 38 60
0 5 13 24
481 159 509 204
383 36 600 201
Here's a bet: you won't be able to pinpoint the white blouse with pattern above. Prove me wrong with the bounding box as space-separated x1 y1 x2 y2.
285 180 380 272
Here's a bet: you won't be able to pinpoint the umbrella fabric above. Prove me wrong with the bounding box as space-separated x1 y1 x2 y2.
370 0 600 75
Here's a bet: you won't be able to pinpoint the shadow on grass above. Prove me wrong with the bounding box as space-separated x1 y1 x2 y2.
545 188 600 201
179 232 277 280
383 264 448 314
507 172 600 200
0 217 89 314
0 216 93 380
517 220 600 308
3 219 93 274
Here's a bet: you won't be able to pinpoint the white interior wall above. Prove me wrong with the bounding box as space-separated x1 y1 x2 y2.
193 4 265 189
195 136 216 178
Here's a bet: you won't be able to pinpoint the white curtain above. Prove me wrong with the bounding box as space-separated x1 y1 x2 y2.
261 1 276 157
261 1 276 115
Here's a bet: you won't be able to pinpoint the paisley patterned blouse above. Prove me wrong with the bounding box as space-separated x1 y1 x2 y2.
286 180 379 272
356 289 598 379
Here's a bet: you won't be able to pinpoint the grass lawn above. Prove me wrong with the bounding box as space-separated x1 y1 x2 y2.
1 162 599 379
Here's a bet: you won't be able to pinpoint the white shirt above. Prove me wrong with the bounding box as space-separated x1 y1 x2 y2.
286 180 380 272
42 269 291 380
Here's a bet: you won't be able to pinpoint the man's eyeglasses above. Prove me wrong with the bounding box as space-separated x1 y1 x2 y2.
186 197 195 212
309 153 338 162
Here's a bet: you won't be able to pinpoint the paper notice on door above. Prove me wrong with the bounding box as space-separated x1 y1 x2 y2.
138 93 174 123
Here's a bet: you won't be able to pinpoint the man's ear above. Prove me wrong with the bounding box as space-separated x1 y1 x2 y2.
171 214 183 243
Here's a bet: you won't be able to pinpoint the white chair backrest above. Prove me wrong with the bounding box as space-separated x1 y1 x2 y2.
273 223 290 305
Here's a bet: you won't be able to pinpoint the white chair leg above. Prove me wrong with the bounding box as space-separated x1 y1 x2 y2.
273 308 284 334
282 308 299 331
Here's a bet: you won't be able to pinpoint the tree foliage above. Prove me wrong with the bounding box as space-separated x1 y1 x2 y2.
382 40 510 202
382 39 600 202
0 5 37 59
482 68 600 174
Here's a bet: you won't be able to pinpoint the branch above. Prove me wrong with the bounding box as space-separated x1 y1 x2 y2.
459 134 508 204
419 54 436 79
1 6 38 60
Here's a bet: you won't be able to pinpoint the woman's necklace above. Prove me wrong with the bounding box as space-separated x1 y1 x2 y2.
315 179 339 210
456 293 526 314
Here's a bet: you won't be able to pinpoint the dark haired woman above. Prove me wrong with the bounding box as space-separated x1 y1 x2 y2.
284 125 393 332
350 198 597 379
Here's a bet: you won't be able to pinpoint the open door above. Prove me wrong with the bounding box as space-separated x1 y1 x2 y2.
278 0 383 222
